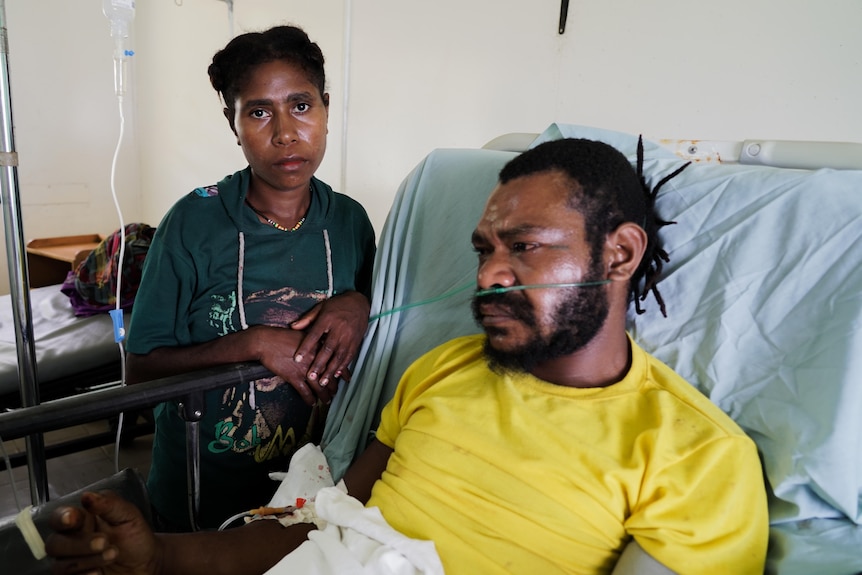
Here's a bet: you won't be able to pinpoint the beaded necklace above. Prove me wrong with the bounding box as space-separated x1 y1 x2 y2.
245 186 310 232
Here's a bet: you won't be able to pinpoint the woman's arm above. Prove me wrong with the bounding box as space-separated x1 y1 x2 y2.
127 290 369 405
126 325 335 405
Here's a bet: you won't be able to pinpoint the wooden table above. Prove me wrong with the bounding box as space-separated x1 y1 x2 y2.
26 234 104 288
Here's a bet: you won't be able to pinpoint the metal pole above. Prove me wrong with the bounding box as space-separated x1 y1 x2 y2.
185 419 202 530
180 391 205 531
0 0 49 505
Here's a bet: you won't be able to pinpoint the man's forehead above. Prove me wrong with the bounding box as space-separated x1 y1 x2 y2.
473 187 585 248
478 172 576 227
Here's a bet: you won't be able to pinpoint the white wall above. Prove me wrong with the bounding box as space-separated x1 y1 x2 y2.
344 0 862 227
2 0 861 293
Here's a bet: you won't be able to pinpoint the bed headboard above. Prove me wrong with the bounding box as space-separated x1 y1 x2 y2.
485 130 862 171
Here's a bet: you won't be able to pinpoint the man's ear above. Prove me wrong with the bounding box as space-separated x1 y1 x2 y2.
604 223 647 282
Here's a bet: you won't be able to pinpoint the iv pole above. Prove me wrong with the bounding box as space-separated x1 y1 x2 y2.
0 0 50 505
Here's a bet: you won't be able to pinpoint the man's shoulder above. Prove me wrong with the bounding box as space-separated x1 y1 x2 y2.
635 342 750 439
425 334 485 361
381 335 487 423
400 334 486 381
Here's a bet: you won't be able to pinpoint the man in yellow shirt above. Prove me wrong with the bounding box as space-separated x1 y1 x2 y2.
46 138 768 574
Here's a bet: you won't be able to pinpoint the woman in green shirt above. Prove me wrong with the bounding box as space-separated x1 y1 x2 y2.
125 25 376 531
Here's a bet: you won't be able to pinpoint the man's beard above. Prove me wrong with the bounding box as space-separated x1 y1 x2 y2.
470 276 610 375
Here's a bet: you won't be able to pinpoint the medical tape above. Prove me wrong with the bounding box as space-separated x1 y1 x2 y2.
0 151 18 167
15 505 47 560
240 499 326 530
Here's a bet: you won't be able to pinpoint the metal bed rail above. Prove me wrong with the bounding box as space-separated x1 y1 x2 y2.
0 361 272 529
0 362 271 441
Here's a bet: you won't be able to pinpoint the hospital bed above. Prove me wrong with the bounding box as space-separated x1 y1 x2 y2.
0 282 141 471
0 226 155 409
0 283 126 409
0 223 156 411
1 123 861 574
324 123 862 574
0 224 152 469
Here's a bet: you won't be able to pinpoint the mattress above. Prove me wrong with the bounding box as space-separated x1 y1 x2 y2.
0 284 126 407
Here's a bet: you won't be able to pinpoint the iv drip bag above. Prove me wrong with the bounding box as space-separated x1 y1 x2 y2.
102 0 135 97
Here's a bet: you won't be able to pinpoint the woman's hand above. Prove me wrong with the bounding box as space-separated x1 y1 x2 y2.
250 326 334 406
46 491 161 575
126 291 370 406
290 291 371 390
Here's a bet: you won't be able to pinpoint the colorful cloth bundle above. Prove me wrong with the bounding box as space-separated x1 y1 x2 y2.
61 222 155 317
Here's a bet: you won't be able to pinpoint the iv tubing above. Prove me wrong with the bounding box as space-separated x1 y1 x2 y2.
110 95 128 308
109 94 128 473
0 436 21 510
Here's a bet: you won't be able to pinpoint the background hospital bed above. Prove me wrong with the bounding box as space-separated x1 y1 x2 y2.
323 123 862 574
1 123 860 573
0 283 126 409
1 224 156 411
0 226 151 471
0 282 142 472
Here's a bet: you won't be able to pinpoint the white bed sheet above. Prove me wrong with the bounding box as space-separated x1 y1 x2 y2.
0 284 126 401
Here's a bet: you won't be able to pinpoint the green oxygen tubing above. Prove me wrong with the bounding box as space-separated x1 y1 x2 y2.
368 280 611 322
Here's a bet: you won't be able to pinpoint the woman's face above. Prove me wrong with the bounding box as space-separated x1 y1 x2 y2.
227 59 329 195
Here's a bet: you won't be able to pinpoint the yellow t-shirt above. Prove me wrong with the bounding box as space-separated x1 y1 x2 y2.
370 334 768 574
